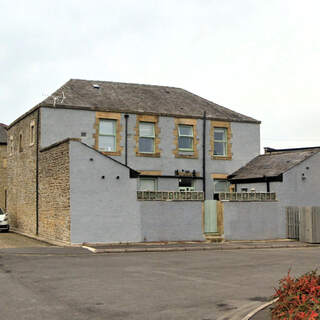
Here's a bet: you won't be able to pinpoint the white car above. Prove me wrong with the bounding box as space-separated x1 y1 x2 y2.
0 208 9 232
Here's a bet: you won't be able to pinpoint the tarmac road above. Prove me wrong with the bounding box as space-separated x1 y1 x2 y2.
0 246 319 320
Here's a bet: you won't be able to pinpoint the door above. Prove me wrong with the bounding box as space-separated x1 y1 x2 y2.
204 200 218 233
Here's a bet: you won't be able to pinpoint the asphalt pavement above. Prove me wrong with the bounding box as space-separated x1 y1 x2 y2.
0 245 319 319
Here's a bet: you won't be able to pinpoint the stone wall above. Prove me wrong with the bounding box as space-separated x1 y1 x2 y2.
7 111 38 234
0 144 7 210
39 141 70 243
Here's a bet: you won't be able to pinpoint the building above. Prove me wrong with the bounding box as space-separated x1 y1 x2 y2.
0 124 7 210
7 79 260 244
222 147 320 240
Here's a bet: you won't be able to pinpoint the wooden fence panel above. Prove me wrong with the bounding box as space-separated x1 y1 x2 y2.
286 206 299 239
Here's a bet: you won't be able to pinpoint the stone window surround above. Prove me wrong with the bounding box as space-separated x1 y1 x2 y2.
94 112 123 156
173 118 198 159
30 120 35 146
210 121 232 160
18 132 23 153
9 136 13 156
134 115 161 158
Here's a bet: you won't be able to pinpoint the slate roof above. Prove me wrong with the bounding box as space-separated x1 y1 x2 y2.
228 147 320 181
0 124 7 144
38 79 259 123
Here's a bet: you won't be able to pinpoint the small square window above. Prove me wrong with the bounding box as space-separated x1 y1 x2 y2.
178 178 194 191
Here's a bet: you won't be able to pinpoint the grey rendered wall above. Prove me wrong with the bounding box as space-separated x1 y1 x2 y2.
223 201 285 240
69 141 141 244
140 201 204 241
274 152 320 207
235 182 268 192
236 152 320 210
41 108 260 197
40 108 96 148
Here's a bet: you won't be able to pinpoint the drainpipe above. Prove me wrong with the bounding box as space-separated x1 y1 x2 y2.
202 111 206 199
36 109 40 235
266 181 270 192
124 114 129 166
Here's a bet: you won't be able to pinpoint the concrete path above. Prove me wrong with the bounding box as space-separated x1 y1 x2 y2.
0 246 319 319
0 231 50 248
83 239 320 253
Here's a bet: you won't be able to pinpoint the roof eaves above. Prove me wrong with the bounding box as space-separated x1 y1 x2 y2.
34 103 261 124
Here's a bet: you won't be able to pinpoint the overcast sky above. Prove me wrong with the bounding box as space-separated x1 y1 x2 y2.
1 0 320 150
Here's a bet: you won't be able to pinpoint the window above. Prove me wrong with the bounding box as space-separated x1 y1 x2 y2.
214 128 227 156
135 115 160 157
139 178 157 191
178 125 193 151
19 133 23 152
214 179 230 193
30 121 35 146
178 178 194 191
211 121 232 160
173 118 198 159
139 122 155 153
98 119 116 152
213 179 230 200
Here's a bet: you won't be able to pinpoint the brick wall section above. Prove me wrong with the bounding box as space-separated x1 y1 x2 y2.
39 141 70 243
7 111 38 234
0 144 7 210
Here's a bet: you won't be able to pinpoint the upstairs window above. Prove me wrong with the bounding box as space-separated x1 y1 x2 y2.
178 125 194 151
211 121 232 160
139 122 155 153
98 119 116 152
214 127 227 156
173 118 198 159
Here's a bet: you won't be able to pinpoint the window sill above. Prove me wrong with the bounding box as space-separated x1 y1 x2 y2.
101 150 121 156
211 155 232 160
175 153 198 159
136 152 160 158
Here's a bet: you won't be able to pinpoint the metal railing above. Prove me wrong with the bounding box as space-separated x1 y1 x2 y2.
137 191 204 201
218 192 277 201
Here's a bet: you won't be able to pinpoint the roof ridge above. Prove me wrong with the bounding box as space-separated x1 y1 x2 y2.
69 78 181 90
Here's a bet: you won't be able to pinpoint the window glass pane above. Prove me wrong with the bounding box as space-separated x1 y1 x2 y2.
99 119 115 135
178 136 193 150
214 141 226 156
214 180 230 193
139 137 154 153
179 178 193 187
99 135 115 151
139 122 154 137
214 128 226 141
178 125 193 136
139 179 155 191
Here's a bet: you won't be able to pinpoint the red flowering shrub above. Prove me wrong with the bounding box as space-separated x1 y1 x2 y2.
272 270 320 319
